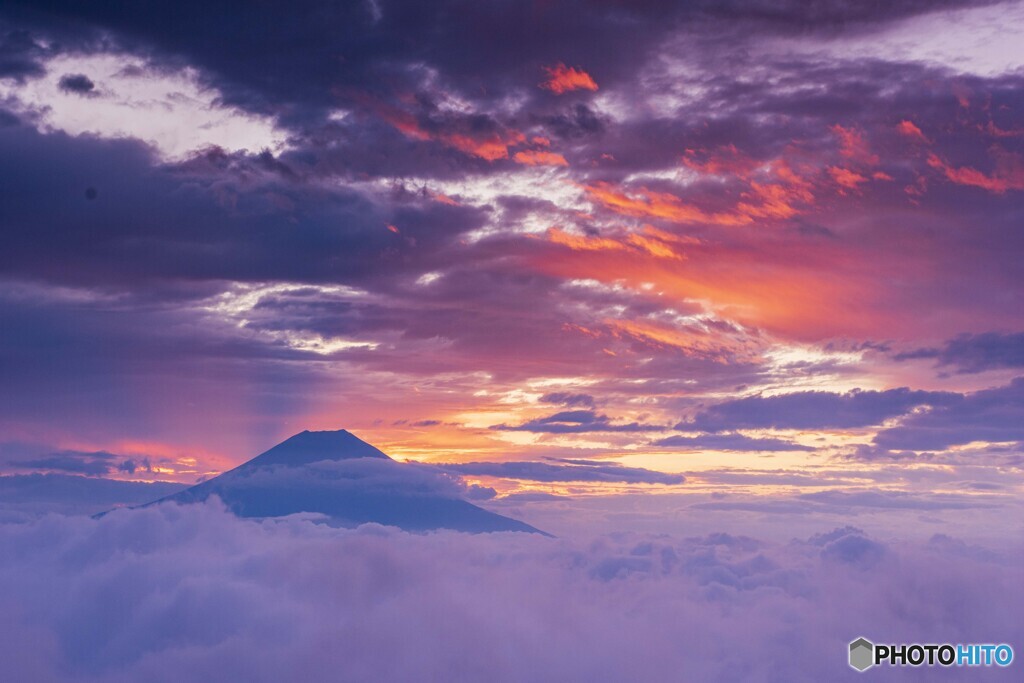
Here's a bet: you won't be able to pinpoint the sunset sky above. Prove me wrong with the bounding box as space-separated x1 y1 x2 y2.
1 0 1022 538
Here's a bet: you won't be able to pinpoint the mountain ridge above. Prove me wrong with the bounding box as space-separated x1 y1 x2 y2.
139 429 545 535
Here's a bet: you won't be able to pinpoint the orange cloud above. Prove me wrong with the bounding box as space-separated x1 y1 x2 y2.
371 98 525 161
446 131 526 161
430 191 461 206
737 178 811 220
896 120 929 143
585 155 817 227
927 151 1024 194
981 121 1024 139
546 226 684 260
625 234 683 260
831 124 879 165
530 236 879 341
682 145 759 178
828 167 869 192
540 63 598 94
379 106 431 141
583 182 750 226
513 149 569 167
605 319 760 364
547 227 627 254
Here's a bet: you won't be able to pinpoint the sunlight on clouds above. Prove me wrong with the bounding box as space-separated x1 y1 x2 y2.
281 334 379 355
0 52 289 159
520 376 596 389
758 343 876 394
371 169 584 241
416 271 443 286
765 344 862 369
763 1 1024 78
200 282 377 355
623 166 701 187
202 282 369 320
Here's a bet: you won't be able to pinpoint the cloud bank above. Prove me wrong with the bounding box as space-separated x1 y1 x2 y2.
0 503 1019 682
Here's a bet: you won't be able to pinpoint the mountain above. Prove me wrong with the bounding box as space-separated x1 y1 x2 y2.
143 430 544 534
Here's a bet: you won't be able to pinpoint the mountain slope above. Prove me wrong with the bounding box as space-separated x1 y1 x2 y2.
145 430 544 534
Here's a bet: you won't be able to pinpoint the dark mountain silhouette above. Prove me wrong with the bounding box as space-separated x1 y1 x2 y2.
142 430 544 534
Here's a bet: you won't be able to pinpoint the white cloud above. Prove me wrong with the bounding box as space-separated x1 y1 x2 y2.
764 1 1024 78
0 52 289 160
0 502 1019 682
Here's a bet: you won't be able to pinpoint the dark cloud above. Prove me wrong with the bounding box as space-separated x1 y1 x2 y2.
896 331 1024 373
692 0 989 27
693 488 999 514
798 489 994 511
539 392 596 409
2 1 987 123
438 459 684 485
1 444 154 478
537 103 605 141
683 387 961 432
56 72 95 94
0 26 47 81
692 499 840 515
0 473 184 518
117 457 152 474
13 453 113 477
0 126 481 289
493 410 667 434
494 491 566 503
653 433 813 451
872 377 1024 452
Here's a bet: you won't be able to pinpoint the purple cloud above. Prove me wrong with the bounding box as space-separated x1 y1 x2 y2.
896 331 1024 373
0 503 1018 681
56 73 95 95
539 392 596 409
873 377 1024 451
0 474 184 520
493 411 667 434
683 388 961 432
654 433 813 452
439 459 684 485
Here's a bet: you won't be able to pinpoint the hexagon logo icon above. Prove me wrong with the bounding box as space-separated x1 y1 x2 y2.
849 637 874 672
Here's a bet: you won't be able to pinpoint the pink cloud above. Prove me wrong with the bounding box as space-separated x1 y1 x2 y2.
540 64 598 94
513 149 568 167
927 150 1024 193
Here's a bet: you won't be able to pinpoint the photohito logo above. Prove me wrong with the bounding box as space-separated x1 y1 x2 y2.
849 637 1014 672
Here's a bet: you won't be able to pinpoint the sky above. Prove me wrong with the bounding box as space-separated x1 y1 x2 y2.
0 0 1022 541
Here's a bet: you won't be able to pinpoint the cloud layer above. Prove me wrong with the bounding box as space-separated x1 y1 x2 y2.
0 503 1019 682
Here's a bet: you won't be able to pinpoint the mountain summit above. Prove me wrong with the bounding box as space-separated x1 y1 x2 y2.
144 430 543 534
235 429 390 469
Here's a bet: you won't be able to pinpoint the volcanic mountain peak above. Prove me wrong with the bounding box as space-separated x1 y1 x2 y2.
141 429 544 535
240 429 390 470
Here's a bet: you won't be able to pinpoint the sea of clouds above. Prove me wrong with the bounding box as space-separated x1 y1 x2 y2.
0 500 1019 682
